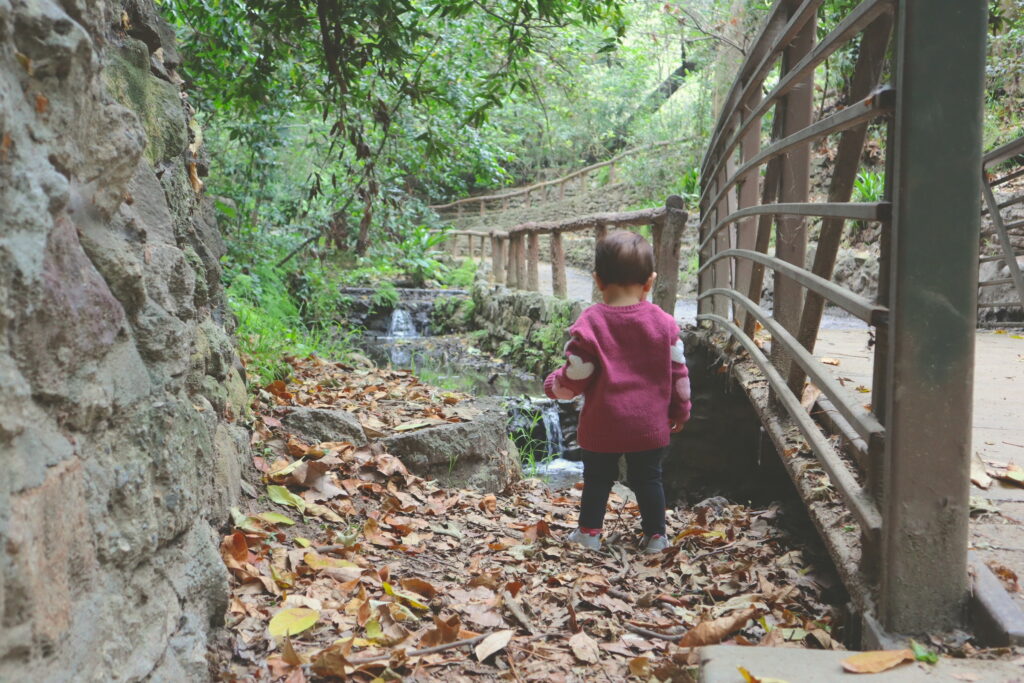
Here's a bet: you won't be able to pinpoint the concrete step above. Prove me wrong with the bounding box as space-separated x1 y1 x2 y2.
699 644 1022 682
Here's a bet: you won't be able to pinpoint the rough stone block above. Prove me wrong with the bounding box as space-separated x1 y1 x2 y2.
383 398 520 492
282 406 368 446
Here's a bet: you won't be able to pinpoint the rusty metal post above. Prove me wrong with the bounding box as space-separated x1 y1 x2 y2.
527 231 540 292
713 164 732 319
879 0 986 634
772 5 815 380
592 222 608 303
653 196 687 316
550 231 568 299
735 93 762 324
789 13 894 395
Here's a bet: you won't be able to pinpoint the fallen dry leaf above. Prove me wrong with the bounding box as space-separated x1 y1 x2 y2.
678 606 759 647
841 649 914 674
269 608 320 639
569 631 601 664
474 630 514 661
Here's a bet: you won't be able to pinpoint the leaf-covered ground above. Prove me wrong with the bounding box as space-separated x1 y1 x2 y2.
215 356 845 681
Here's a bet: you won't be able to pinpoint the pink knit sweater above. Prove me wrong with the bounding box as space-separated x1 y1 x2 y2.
543 301 691 453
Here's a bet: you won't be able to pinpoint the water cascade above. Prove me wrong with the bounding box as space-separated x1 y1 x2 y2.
387 308 419 338
540 401 565 458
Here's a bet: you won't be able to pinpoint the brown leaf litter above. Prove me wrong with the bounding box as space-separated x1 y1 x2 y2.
215 356 850 682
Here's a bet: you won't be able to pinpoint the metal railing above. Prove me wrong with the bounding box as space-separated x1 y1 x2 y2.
439 197 687 314
696 0 986 635
980 135 1024 318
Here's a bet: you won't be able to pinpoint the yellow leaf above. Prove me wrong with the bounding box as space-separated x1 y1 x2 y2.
267 485 306 513
269 607 319 639
382 581 429 610
841 649 914 674
304 551 358 571
294 537 312 548
257 511 296 526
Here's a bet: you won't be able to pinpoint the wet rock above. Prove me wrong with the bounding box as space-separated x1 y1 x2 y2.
281 407 368 446
383 398 520 492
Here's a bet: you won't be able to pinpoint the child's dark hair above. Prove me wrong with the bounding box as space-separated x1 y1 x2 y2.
594 231 655 285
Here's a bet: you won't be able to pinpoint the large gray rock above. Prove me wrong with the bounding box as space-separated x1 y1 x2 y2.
281 406 368 446
383 398 520 492
0 0 248 679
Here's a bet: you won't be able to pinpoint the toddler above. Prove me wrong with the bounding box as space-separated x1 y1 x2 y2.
544 230 691 553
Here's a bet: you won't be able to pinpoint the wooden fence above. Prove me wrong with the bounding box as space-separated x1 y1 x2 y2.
439 196 687 314
429 140 689 222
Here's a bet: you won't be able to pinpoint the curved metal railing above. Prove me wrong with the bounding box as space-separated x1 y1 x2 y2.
695 0 987 636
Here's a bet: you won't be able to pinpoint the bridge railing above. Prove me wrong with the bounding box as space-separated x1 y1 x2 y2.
429 139 689 222
697 0 986 635
437 197 687 313
980 135 1024 316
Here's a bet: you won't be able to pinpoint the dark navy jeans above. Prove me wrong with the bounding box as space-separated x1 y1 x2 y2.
579 446 667 536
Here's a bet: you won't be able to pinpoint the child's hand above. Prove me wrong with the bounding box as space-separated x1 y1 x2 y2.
670 421 685 433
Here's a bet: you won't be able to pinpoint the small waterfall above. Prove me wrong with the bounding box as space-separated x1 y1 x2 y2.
540 402 565 458
387 308 419 338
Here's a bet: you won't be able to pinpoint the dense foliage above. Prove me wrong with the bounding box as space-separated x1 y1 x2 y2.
159 0 1022 381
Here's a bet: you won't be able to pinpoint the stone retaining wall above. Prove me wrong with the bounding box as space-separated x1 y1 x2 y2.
0 1 247 679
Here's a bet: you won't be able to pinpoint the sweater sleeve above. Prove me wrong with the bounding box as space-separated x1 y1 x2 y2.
669 336 692 425
544 331 599 400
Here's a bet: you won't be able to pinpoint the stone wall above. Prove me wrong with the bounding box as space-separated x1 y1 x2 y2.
0 1 248 679
469 282 586 375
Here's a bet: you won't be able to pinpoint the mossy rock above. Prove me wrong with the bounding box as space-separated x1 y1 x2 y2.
102 39 187 165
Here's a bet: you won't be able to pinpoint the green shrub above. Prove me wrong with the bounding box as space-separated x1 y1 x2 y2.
443 258 478 288
225 261 355 386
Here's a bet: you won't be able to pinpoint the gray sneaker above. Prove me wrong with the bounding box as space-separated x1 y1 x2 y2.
641 534 669 554
567 528 601 550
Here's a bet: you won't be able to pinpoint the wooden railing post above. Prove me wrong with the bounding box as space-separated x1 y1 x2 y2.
559 180 565 201
608 162 616 185
492 234 506 285
653 196 687 315
527 231 540 292
479 199 485 218
515 233 527 289
507 234 521 289
550 231 567 299
448 231 459 258
592 222 608 302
